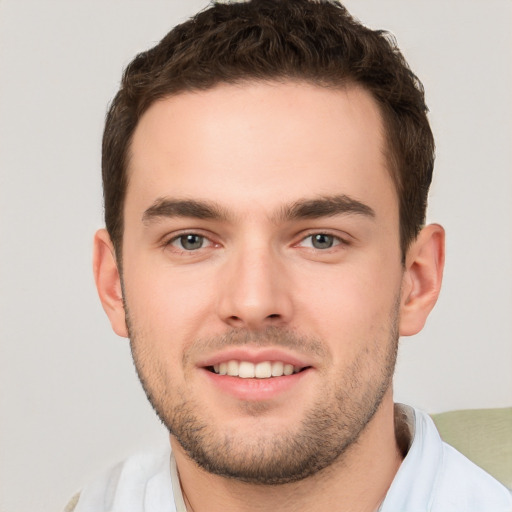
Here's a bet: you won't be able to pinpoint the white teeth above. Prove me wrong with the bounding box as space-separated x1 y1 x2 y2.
271 361 284 376
255 361 272 378
238 361 255 378
211 360 304 378
227 360 238 376
283 364 294 376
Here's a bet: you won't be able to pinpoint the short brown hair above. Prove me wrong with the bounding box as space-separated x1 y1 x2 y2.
102 0 434 259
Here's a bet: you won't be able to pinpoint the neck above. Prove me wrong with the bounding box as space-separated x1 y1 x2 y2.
171 392 403 512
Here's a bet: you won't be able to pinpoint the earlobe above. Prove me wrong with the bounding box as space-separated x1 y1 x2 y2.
399 224 445 336
92 229 129 338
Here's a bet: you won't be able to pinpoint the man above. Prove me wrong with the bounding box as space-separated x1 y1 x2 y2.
70 0 511 510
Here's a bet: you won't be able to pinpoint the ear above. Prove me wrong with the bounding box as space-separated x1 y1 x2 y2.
92 229 128 338
399 224 445 336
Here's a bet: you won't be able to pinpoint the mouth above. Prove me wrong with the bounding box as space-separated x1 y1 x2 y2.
206 360 310 379
199 350 314 401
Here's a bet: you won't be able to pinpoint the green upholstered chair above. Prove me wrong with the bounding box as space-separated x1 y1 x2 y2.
431 407 512 489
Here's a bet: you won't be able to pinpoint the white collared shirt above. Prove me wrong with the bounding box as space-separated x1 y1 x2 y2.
379 405 512 511
71 405 512 512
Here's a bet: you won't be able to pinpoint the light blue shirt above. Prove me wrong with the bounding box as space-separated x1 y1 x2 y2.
72 405 512 512
379 405 512 511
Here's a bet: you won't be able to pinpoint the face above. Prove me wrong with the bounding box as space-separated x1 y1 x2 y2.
120 82 404 483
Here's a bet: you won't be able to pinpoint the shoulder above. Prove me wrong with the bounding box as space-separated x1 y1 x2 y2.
433 441 512 511
66 445 177 512
422 407 512 510
381 405 512 512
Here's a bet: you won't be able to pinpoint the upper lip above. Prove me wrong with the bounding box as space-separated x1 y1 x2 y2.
197 347 314 370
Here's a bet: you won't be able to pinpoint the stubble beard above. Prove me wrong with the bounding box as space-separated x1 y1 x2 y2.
127 307 399 485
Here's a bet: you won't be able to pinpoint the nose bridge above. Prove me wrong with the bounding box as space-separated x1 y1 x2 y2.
217 235 291 329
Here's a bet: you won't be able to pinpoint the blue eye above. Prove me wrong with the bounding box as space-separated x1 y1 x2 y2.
172 234 206 250
311 234 335 249
299 233 341 250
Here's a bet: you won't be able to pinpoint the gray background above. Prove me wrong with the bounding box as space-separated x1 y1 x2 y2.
0 1 510 511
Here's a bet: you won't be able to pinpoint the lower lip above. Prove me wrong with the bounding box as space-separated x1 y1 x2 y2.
201 368 311 401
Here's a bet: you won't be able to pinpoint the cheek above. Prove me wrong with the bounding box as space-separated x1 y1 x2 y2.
123 260 216 347
295 258 402 341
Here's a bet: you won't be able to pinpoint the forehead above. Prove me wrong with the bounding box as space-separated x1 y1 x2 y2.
126 81 396 219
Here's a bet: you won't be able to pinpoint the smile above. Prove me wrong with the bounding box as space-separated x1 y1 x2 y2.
209 360 307 378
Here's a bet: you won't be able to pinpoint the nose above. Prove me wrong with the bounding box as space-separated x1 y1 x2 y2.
216 243 293 330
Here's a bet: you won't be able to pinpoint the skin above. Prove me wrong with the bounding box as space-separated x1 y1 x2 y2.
94 81 444 512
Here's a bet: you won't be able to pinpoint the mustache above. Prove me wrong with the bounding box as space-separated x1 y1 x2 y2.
183 326 329 365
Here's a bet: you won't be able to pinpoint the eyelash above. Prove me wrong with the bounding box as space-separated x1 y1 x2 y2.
163 231 350 254
164 232 215 252
296 232 350 251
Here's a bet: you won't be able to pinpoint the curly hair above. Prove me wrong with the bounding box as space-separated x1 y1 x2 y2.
102 0 434 259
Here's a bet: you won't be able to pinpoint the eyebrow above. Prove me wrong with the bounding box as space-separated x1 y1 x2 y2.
277 194 375 222
142 198 229 224
142 194 375 225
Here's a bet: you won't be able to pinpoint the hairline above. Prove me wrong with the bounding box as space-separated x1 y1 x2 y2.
114 77 407 267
